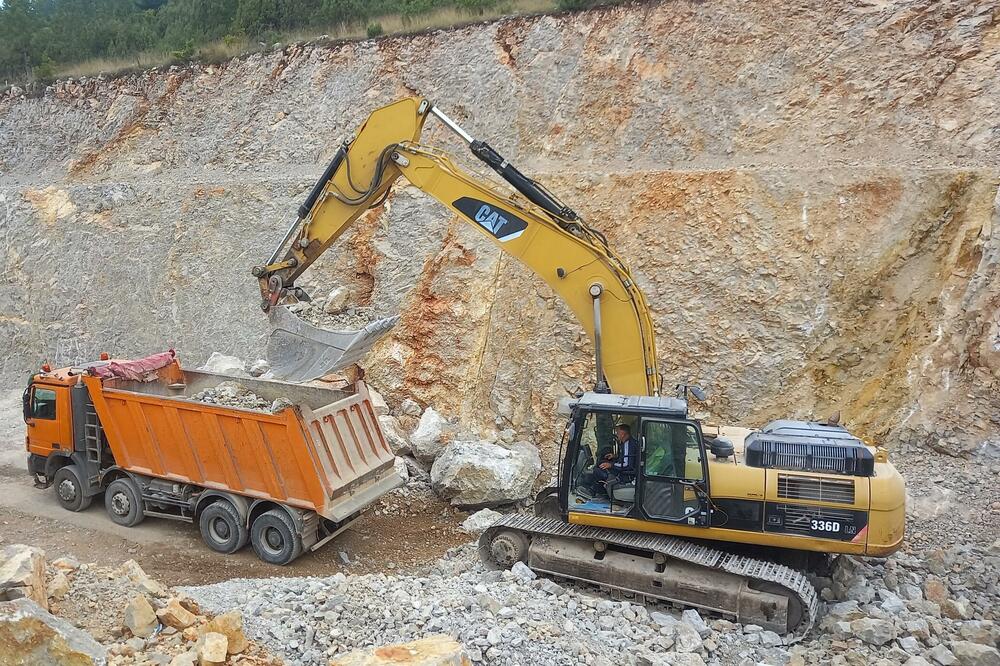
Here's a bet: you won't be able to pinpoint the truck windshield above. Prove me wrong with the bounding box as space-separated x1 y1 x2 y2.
30 388 57 420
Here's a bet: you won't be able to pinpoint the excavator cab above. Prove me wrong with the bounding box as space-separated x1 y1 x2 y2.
560 393 712 527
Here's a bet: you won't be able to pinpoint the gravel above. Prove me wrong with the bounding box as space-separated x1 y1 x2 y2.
188 381 287 413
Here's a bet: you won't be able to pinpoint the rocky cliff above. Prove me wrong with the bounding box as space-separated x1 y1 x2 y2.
1 0 998 462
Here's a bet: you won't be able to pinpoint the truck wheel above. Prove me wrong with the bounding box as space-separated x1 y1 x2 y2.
250 509 303 565
105 478 145 527
53 465 92 512
200 501 248 554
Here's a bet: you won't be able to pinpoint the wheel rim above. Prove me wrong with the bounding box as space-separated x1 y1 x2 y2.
489 531 527 568
262 526 285 554
210 517 231 542
57 478 77 503
111 491 131 516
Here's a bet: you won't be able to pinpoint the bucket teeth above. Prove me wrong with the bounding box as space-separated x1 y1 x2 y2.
266 305 399 383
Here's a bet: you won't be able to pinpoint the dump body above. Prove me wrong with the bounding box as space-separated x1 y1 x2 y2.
82 361 399 522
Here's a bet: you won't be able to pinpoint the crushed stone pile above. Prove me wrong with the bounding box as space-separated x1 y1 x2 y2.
178 535 1000 666
290 300 388 332
189 381 291 414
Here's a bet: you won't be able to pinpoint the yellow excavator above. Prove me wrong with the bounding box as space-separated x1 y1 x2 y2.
252 97 906 636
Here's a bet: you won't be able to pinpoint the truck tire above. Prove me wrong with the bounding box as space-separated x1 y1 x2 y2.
105 478 145 527
53 465 92 512
250 509 303 565
200 501 248 554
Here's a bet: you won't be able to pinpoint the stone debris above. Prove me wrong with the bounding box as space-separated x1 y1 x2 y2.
323 285 351 315
196 631 228 665
430 441 541 507
189 381 292 414
198 353 247 377
246 359 271 377
380 415 410 455
330 634 471 665
199 610 249 654
157 598 198 630
460 509 502 534
0 544 48 610
0 598 107 666
291 300 385 332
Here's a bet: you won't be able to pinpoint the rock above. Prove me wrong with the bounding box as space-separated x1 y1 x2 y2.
156 598 198 630
908 486 955 520
410 408 448 463
0 598 106 665
246 359 270 377
198 352 246 376
393 456 410 481
461 508 502 533
51 557 80 572
928 644 958 666
904 659 934 666
379 415 410 454
906 618 932 641
199 610 248 654
643 655 706 666
124 594 158 638
46 572 69 601
851 618 896 646
430 440 541 507
943 598 975 620
125 636 146 652
329 634 470 665
681 609 711 638
925 578 950 605
959 621 999 645
511 561 536 581
400 398 422 416
117 560 168 598
169 652 198 666
673 621 704 653
197 631 228 665
951 641 1000 666
367 385 390 416
323 286 351 314
899 636 921 652
0 544 48 610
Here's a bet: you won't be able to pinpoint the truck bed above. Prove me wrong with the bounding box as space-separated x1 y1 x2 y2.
83 365 401 522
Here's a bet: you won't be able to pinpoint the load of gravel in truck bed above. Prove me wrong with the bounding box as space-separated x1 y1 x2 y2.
189 381 292 413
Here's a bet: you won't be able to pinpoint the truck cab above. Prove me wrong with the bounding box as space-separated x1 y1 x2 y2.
24 369 81 488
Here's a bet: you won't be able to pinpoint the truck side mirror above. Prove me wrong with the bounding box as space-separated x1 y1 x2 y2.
22 387 31 422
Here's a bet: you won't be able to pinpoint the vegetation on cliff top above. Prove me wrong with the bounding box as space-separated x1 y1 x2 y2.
0 0 609 84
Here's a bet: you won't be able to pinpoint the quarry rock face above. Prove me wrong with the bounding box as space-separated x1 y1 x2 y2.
1 0 998 469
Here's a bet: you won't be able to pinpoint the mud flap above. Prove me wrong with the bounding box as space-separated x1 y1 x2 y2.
266 305 399 382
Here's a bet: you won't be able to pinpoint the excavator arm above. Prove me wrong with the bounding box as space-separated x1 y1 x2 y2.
254 97 661 396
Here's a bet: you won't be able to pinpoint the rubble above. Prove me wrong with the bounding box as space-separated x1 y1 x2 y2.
330 635 471 665
430 441 541 507
188 381 293 414
123 594 158 638
460 509 502 534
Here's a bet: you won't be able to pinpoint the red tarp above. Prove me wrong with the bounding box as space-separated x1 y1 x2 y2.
88 350 176 381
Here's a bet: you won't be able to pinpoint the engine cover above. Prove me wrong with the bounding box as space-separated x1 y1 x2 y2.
744 420 875 477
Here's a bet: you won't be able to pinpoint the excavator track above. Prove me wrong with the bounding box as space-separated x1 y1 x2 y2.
479 514 818 640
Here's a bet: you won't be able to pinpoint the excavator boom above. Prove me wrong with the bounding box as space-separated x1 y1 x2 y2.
255 97 660 396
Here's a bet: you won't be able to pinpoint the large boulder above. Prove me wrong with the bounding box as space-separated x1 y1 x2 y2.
0 545 47 610
198 352 246 377
430 441 541 507
0 598 106 665
379 415 410 455
330 634 471 665
409 407 449 463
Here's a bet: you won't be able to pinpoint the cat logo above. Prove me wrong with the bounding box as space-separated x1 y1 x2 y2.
452 197 528 242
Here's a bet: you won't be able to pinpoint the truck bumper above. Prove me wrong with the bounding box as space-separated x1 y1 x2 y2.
321 468 405 523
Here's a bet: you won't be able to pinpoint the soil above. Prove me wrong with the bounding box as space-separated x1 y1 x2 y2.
0 468 469 588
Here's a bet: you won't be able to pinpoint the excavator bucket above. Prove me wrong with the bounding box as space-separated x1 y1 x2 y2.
266 305 399 383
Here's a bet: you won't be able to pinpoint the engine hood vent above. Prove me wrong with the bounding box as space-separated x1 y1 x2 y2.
744 420 875 477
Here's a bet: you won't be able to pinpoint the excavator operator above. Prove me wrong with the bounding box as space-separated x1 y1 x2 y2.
595 423 638 489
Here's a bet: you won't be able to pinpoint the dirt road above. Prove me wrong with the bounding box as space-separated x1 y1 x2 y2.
0 390 469 586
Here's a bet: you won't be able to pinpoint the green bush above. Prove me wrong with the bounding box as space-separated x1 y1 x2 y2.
557 0 597 9
33 53 55 80
366 22 384 38
170 39 195 61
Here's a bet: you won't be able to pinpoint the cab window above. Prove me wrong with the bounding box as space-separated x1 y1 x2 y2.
643 421 703 481
30 388 57 420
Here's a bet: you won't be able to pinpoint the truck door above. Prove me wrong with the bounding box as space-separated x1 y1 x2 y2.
24 385 70 457
639 419 710 525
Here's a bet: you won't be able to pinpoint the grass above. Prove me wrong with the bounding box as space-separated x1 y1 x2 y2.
49 0 562 81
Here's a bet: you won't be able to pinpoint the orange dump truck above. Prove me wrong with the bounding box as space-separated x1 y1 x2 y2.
24 351 402 564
